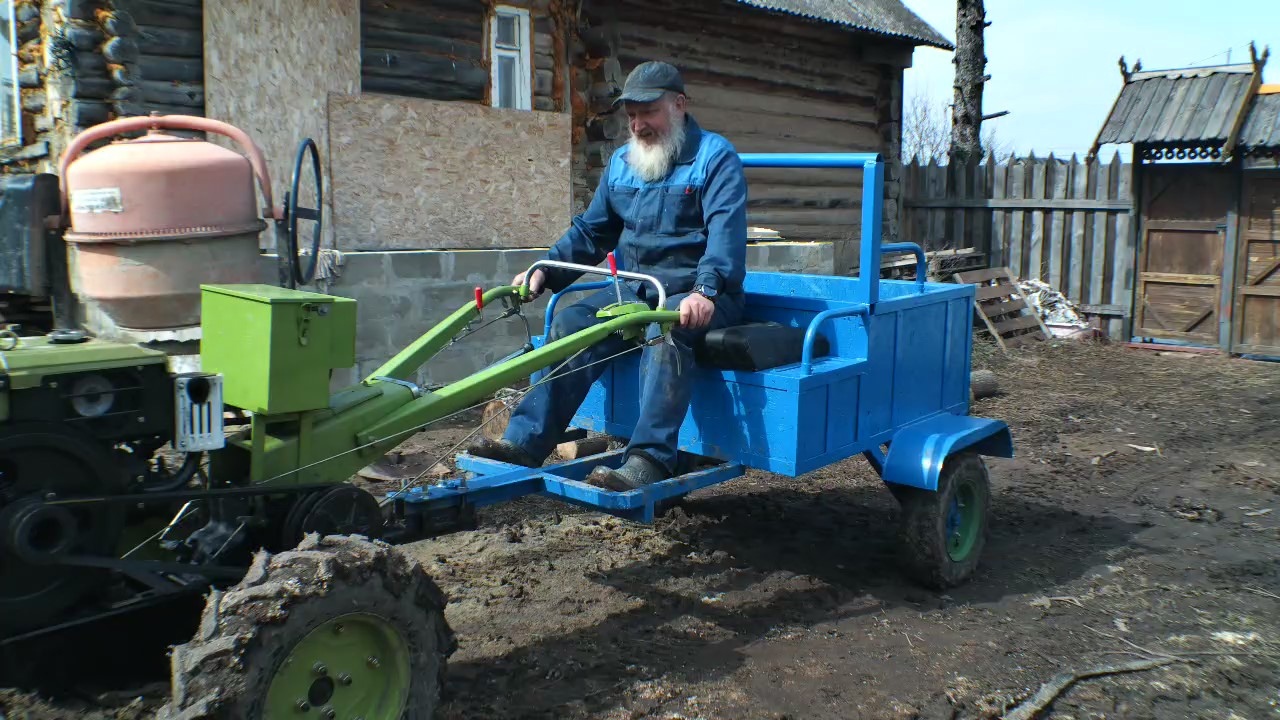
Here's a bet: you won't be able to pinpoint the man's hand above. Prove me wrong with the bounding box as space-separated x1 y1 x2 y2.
678 293 714 330
512 268 546 299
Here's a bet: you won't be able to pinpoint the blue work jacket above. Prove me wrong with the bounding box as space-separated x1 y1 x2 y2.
542 114 748 300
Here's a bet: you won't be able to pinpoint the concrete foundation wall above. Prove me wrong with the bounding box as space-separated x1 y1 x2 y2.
320 242 833 389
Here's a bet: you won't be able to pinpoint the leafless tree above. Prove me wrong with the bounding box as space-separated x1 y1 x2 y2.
903 91 1012 164
950 0 988 163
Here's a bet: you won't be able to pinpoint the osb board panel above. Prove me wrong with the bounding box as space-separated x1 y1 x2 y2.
329 93 571 250
203 0 360 249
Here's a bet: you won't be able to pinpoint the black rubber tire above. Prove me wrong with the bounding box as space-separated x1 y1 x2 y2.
157 534 455 720
895 451 991 590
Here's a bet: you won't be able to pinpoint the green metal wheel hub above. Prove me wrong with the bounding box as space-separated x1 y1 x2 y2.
945 478 981 563
265 612 411 719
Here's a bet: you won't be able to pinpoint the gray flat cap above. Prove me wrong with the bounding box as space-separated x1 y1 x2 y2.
614 61 686 106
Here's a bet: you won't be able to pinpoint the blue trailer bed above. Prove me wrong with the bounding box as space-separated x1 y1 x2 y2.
396 152 1013 589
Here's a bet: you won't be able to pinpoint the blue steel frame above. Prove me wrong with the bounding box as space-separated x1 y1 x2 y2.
388 152 1013 524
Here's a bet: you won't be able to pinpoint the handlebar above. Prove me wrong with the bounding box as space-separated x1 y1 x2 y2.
522 259 667 309
880 242 927 293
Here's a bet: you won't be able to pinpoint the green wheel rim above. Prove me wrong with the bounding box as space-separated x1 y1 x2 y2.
265 612 411 719
945 477 981 562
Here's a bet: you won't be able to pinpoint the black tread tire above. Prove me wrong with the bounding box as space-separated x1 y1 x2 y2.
895 452 991 590
157 534 455 720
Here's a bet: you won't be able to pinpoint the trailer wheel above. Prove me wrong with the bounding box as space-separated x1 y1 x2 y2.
158 534 455 720
895 451 990 590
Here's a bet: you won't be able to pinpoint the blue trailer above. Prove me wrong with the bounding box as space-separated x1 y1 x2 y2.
390 152 1013 589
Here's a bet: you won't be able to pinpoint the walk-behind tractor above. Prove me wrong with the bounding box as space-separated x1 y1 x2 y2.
0 145 1012 718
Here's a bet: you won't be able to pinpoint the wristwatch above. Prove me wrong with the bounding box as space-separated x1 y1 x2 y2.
692 284 717 299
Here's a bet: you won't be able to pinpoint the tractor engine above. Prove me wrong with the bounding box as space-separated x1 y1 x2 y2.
0 330 223 639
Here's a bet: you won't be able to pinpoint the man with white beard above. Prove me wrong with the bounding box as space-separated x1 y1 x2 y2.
468 60 749 491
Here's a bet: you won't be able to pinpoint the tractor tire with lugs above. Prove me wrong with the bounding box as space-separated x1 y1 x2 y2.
157 534 455 720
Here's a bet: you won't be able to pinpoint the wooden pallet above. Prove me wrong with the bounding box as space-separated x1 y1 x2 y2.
952 267 1051 351
880 247 987 283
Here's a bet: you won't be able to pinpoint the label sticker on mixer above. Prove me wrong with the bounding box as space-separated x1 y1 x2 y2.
71 187 124 214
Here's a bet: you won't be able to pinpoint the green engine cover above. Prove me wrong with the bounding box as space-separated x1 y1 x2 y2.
0 334 169 423
200 284 356 415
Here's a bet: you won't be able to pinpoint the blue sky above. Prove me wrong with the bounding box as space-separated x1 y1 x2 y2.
902 0 1280 160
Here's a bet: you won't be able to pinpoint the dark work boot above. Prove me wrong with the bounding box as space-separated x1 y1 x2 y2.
466 437 539 467
586 453 667 492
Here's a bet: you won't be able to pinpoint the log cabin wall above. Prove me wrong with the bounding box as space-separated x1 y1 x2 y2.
360 0 564 112
0 0 207 175
111 0 206 117
572 0 913 274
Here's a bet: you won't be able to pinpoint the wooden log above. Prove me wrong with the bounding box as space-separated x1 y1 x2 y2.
72 51 108 75
362 27 483 60
64 24 103 50
361 76 484 102
64 0 97 21
138 55 203 83
103 11 139 37
361 4 484 44
970 369 999 399
555 436 610 460
113 0 203 30
103 37 141 64
136 26 202 58
70 100 111 128
70 76 115 100
139 80 203 108
361 48 487 87
535 69 553 96
125 100 204 117
21 90 44 114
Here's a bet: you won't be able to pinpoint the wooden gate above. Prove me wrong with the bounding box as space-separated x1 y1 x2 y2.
1132 164 1234 345
1232 172 1280 356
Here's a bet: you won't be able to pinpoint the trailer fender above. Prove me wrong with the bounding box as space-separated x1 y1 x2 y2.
881 414 1013 491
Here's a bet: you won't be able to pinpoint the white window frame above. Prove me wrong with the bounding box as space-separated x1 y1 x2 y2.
1 0 21 148
489 5 532 111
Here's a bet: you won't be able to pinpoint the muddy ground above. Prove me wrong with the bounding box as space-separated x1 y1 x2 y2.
3 337 1279 719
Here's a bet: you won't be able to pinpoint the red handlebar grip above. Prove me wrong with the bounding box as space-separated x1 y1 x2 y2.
474 286 484 311
607 252 618 276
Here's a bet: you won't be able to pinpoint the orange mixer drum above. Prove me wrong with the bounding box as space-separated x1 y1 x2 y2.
59 114 279 330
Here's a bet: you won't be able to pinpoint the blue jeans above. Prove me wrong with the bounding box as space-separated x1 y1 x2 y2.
503 284 744 475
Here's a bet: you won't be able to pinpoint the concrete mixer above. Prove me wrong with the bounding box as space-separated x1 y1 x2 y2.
0 113 323 352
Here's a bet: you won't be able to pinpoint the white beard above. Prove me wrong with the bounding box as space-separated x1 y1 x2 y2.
626 111 687 183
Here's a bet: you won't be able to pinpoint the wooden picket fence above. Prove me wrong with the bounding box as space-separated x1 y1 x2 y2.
901 152 1136 339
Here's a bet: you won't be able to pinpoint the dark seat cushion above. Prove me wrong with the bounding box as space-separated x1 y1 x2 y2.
693 322 829 371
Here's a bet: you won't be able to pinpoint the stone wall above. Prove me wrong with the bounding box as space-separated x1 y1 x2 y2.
318 242 833 389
